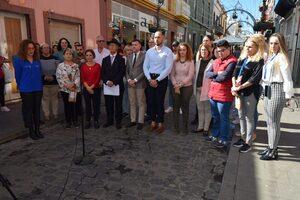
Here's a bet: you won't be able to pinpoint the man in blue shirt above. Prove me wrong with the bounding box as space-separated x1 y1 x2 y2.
143 30 173 133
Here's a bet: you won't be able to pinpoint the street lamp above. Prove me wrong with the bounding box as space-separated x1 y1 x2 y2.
149 0 165 33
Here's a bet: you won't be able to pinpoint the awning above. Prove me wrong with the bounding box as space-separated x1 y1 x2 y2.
214 35 246 45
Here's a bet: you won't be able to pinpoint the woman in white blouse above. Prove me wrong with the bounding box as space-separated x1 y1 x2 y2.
259 33 294 160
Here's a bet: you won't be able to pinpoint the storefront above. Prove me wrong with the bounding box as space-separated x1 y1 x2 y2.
111 1 169 48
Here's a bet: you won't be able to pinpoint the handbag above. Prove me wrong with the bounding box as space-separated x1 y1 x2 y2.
2 63 14 83
68 91 77 102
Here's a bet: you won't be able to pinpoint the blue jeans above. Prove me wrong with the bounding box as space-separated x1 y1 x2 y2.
210 99 232 142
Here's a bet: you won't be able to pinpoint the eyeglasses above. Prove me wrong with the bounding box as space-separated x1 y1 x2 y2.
217 48 228 53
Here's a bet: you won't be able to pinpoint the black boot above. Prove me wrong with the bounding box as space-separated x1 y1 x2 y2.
85 121 91 129
35 125 44 139
260 148 278 160
257 146 270 155
29 126 39 140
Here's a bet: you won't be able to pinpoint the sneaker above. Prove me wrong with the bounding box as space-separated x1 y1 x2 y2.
233 139 245 148
214 140 228 148
1 106 10 112
164 107 173 113
239 143 252 153
205 135 217 142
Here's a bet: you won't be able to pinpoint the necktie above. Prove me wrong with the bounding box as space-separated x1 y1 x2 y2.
132 53 137 68
110 56 115 65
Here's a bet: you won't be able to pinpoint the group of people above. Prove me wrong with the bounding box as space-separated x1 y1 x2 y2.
8 29 294 161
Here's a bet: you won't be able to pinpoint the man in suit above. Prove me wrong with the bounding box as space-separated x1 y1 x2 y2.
102 39 126 129
126 39 146 130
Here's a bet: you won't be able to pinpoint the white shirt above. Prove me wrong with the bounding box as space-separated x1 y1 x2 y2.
261 53 294 98
93 48 110 66
110 53 117 64
132 51 140 64
143 45 173 81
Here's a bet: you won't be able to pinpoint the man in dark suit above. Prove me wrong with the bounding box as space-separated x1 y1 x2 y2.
126 39 146 130
102 39 126 129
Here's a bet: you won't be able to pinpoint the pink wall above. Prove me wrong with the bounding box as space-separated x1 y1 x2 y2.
9 0 101 48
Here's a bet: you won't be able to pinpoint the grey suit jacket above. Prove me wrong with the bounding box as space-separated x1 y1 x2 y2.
126 51 146 88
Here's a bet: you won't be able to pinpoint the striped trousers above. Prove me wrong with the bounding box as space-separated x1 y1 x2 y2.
264 83 286 149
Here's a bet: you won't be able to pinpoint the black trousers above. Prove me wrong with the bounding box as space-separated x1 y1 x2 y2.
147 77 168 123
20 91 43 128
61 91 81 124
104 86 124 124
83 87 101 122
0 78 5 106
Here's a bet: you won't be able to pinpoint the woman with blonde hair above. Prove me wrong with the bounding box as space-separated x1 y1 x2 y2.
191 43 214 136
232 34 265 153
170 43 195 134
259 33 294 160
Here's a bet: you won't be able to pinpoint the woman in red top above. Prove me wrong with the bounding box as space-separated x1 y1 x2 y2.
81 49 101 129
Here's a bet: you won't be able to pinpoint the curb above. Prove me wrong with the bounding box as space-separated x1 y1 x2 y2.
218 138 240 200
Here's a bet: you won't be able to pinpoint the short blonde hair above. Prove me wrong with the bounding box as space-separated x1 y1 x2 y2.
239 34 265 62
123 44 132 56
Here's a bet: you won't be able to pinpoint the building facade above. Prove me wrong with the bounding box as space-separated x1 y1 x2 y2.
213 0 227 39
0 0 108 101
107 0 190 48
187 0 214 52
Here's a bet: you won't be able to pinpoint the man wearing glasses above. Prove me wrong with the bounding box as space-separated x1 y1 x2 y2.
94 35 110 66
206 40 237 150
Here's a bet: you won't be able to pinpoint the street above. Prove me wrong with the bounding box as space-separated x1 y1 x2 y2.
0 109 227 200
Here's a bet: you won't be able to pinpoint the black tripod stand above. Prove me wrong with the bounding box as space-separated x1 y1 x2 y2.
73 84 95 165
0 173 17 200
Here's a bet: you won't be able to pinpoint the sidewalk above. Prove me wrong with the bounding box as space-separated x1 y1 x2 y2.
0 100 64 144
219 101 300 200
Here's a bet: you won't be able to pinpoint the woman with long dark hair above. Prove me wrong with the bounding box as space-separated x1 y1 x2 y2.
13 39 43 140
53 37 72 62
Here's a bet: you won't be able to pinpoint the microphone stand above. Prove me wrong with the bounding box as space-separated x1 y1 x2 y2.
0 173 17 200
73 73 95 165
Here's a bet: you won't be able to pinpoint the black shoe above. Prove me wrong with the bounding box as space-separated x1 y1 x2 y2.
191 129 203 133
191 119 198 125
257 147 270 155
94 120 100 129
85 121 91 129
202 131 209 137
126 122 136 128
137 123 144 130
116 123 122 129
103 122 113 128
233 139 245 148
35 125 44 139
260 148 278 160
65 122 72 129
122 113 129 118
29 127 39 140
73 121 79 128
239 143 251 153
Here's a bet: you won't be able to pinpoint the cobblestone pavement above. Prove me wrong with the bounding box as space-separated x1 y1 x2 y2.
0 114 227 200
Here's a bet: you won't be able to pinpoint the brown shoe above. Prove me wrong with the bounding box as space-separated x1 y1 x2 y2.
150 122 158 132
156 123 165 134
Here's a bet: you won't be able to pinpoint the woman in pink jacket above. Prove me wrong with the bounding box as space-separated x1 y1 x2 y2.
170 43 195 134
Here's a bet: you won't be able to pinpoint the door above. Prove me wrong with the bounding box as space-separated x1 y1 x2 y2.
4 17 23 97
4 17 22 60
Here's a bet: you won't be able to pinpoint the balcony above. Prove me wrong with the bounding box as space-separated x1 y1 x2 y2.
215 24 225 36
175 0 190 24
